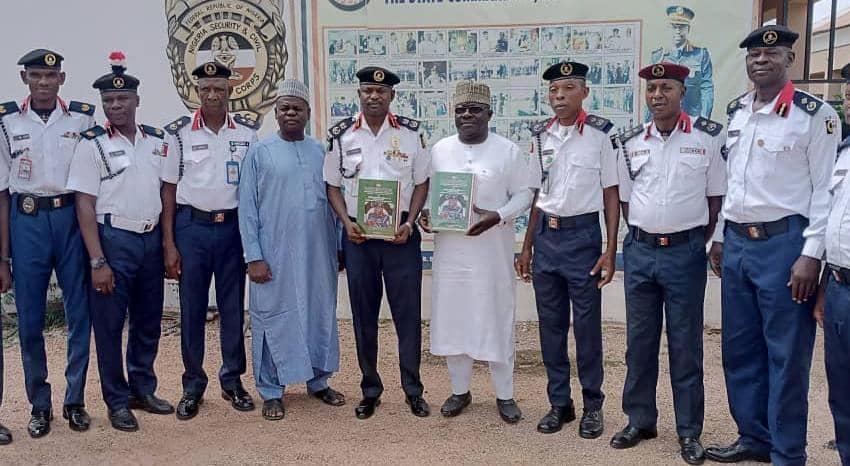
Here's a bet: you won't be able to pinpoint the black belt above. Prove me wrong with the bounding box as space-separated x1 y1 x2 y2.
829 264 850 284
726 217 790 241
183 205 237 224
17 193 75 216
542 211 597 230
631 226 702 248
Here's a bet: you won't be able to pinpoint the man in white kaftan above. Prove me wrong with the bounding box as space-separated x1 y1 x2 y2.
421 81 540 423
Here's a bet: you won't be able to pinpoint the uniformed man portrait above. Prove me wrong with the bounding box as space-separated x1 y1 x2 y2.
649 5 714 119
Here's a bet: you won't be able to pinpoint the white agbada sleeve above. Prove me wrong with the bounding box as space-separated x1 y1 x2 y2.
496 142 540 221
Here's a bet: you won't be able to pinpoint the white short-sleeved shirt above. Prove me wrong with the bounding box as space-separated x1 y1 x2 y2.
827 145 850 268
162 110 258 211
715 84 838 258
67 123 168 223
0 97 95 194
532 113 618 217
323 112 431 218
617 113 727 234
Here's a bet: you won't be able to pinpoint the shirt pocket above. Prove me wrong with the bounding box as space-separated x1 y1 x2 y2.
186 143 212 164
566 152 600 189
756 136 797 180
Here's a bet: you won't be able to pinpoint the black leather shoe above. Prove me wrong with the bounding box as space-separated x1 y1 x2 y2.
536 404 576 434
440 392 472 417
27 410 52 438
496 398 522 424
579 409 604 439
704 440 771 463
221 386 255 412
680 437 706 465
405 395 430 417
355 397 380 419
128 394 175 415
176 393 204 420
610 425 657 449
108 408 139 432
0 422 11 445
62 405 90 432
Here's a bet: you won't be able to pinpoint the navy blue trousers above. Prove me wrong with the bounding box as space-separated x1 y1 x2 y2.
532 213 604 411
10 194 90 413
825 274 850 466
341 223 423 398
175 207 246 395
90 222 164 411
622 226 706 438
721 215 815 466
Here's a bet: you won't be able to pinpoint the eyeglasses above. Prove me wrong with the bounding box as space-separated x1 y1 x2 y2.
454 105 489 115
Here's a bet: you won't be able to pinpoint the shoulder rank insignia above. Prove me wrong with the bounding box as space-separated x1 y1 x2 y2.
694 117 723 136
164 116 191 135
80 125 106 140
792 90 823 116
326 117 354 151
726 93 746 118
68 101 95 116
531 119 551 137
612 124 645 148
585 114 614 134
141 125 165 139
395 115 420 132
0 101 20 117
234 113 261 130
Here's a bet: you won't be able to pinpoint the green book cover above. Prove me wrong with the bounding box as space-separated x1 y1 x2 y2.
357 178 401 239
430 171 475 232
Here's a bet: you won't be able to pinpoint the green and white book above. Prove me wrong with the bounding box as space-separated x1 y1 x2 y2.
357 178 401 239
430 171 475 232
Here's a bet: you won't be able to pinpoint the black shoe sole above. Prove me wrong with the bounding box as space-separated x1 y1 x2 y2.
537 423 563 434
355 399 381 419
111 422 139 433
440 398 471 417
579 427 604 439
610 431 657 449
704 454 770 464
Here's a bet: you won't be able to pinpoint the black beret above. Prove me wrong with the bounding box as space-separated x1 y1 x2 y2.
542 61 588 82
18 49 63 69
356 66 400 87
191 61 232 79
739 24 799 49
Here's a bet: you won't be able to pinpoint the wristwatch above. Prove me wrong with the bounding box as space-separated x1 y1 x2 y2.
0 257 10 265
90 256 108 270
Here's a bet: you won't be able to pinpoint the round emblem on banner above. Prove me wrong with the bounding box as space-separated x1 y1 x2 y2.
328 0 369 11
21 197 35 214
651 64 665 78
113 77 125 89
44 53 57 67
165 0 288 123
560 63 573 76
204 63 217 76
374 70 385 82
763 30 778 45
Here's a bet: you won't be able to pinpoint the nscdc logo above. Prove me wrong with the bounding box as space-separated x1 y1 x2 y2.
651 64 665 78
165 0 287 123
560 63 573 76
329 0 369 11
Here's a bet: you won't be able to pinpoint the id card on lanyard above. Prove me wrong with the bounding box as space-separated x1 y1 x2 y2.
226 144 241 185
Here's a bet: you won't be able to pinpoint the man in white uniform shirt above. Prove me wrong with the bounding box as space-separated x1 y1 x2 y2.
516 61 618 438
611 63 725 465
0 48 96 438
67 52 174 433
324 66 431 420
706 25 839 465
420 80 540 424
161 61 258 420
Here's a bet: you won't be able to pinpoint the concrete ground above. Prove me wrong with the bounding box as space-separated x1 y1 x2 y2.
0 317 840 465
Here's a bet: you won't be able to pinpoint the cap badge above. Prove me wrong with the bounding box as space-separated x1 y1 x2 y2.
44 53 57 67
763 30 778 45
651 64 665 78
374 70 385 82
204 63 217 76
560 63 573 76
113 77 125 89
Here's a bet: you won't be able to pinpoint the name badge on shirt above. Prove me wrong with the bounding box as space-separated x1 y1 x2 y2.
192 144 208 151
631 149 650 157
225 160 240 185
17 156 32 181
12 134 30 142
345 148 362 156
727 130 740 138
108 150 126 158
836 169 848 177
680 147 706 155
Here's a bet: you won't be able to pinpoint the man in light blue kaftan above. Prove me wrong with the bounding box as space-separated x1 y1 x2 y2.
238 80 345 420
